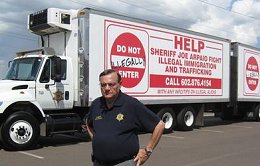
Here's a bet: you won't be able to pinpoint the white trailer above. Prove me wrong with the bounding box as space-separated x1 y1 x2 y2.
1 7 257 151
226 42 260 120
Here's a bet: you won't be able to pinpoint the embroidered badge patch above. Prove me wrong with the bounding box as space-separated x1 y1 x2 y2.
95 116 102 120
116 113 124 122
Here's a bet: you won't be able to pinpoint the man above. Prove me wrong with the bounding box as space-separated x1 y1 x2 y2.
86 69 165 166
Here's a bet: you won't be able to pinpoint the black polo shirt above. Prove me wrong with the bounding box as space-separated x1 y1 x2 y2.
87 91 160 162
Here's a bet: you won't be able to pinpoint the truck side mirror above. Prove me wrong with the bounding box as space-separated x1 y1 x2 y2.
50 56 62 82
8 61 13 68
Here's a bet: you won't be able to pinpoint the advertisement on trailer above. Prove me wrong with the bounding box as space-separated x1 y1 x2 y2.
102 16 230 101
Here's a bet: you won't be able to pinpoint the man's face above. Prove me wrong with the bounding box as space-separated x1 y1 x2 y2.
99 72 121 102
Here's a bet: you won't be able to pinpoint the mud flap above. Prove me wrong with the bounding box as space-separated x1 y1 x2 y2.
195 104 204 127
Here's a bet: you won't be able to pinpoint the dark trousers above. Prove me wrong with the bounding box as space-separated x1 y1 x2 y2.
93 159 136 166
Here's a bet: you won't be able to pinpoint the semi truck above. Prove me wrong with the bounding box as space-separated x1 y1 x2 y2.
0 7 259 150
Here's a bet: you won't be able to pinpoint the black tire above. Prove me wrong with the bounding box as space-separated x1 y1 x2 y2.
177 106 195 131
0 111 40 150
254 104 260 122
157 107 176 134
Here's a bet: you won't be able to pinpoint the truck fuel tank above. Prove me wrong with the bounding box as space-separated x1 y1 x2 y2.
45 113 81 136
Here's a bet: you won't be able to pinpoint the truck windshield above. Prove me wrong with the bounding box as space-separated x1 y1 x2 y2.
5 57 43 81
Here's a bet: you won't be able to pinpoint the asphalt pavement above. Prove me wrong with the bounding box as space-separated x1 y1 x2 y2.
1 115 260 166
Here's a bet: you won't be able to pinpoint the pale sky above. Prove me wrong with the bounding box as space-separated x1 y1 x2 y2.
1 0 260 78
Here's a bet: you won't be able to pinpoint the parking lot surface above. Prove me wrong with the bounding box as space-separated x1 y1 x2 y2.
1 115 260 166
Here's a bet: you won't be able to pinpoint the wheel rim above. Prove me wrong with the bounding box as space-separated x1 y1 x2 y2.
162 112 173 129
184 111 194 127
9 120 33 144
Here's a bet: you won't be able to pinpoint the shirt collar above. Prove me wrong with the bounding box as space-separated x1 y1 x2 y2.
113 91 124 107
100 91 123 109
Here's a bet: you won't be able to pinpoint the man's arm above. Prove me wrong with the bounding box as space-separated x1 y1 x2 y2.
134 120 165 166
81 124 94 140
146 120 165 150
86 124 94 140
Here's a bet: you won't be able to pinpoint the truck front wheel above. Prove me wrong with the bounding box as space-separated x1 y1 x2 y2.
0 111 40 150
177 106 195 131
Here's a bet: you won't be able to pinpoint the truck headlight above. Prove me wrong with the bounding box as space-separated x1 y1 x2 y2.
0 101 3 106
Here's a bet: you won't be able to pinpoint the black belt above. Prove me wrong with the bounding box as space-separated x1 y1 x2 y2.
92 155 134 165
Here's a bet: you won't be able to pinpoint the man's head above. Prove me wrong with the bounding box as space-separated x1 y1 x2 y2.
99 69 122 102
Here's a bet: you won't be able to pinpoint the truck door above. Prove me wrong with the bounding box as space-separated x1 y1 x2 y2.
36 58 73 109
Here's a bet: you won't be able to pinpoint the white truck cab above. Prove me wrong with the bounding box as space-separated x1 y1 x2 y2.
0 49 82 149
0 8 88 150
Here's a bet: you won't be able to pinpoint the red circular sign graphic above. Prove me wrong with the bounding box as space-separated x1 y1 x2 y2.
246 56 259 91
110 32 146 88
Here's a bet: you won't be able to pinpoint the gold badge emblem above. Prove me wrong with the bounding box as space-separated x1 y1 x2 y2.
116 113 124 122
53 90 64 102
